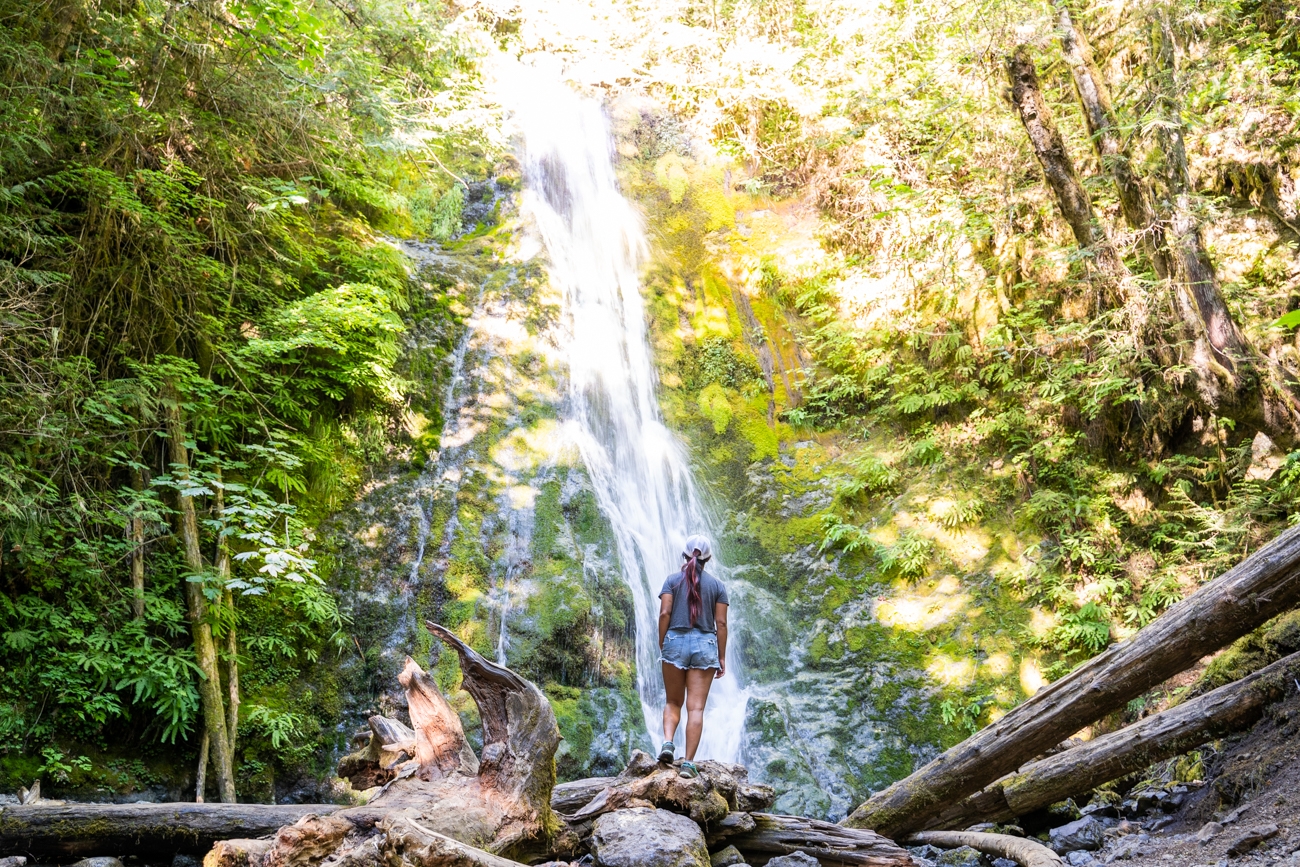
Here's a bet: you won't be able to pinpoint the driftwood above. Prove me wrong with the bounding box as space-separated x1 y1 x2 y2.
845 524 1300 838
250 621 561 865
723 814 915 866
0 803 342 857
927 649 1300 830
908 831 1061 867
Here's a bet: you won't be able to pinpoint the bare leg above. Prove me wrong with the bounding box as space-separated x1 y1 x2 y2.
683 667 717 760
662 662 686 744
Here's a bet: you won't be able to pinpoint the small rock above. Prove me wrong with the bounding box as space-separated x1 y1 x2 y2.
710 846 746 867
591 808 709 867
0 857 28 867
1048 800 1085 822
1278 852 1300 867
1197 823 1224 843
1217 806 1249 826
1104 833 1150 862
992 859 1018 867
910 845 947 862
936 846 983 867
1227 824 1279 857
70 860 124 867
1051 817 1109 853
765 854 820 867
171 856 200 867
1066 851 1101 867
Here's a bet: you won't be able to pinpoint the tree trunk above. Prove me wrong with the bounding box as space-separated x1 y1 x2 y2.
1055 1 1170 286
925 649 1300 830
162 384 236 804
1005 45 1127 295
213 467 239 762
1146 13 1300 447
908 831 1061 867
130 465 147 621
196 730 209 804
843 523 1300 838
0 803 341 857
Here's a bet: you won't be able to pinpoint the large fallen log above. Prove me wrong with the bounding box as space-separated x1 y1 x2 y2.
925 649 1300 830
0 803 345 857
844 525 1300 837
724 814 915 867
908 831 1060 867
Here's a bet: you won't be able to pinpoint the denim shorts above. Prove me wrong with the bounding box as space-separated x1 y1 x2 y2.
660 628 720 670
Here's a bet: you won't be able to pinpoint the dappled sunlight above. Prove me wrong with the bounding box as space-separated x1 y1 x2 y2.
926 653 976 688
1019 656 1047 696
873 579 971 632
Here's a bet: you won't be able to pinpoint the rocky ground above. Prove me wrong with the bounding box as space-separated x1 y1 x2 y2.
912 685 1300 867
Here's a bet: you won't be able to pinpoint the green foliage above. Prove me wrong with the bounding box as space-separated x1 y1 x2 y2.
0 0 480 791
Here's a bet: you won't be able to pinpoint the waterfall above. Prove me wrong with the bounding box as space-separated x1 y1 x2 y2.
504 69 748 762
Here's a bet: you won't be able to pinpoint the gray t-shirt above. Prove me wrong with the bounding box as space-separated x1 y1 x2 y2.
660 570 729 633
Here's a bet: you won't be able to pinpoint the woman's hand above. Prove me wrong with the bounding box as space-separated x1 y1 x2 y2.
715 660 726 679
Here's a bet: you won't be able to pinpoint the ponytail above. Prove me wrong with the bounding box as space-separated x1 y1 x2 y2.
683 554 703 627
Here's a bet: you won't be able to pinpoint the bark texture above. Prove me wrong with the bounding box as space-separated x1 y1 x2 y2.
927 649 1300 829
0 803 339 857
844 523 1300 838
724 814 916 866
908 831 1061 867
163 385 236 804
1005 45 1126 287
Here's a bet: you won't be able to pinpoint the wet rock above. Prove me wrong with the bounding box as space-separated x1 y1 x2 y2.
935 845 984 867
765 854 820 867
1051 817 1108 853
1065 852 1101 867
1227 824 1279 857
1103 833 1149 862
171 856 200 867
591 807 709 867
70 860 124 867
0 857 28 867
1197 822 1224 843
710 845 746 867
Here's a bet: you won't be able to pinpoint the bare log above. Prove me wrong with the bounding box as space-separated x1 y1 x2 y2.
844 524 1300 838
908 831 1060 867
0 803 342 857
927 649 1300 829
380 813 533 867
551 777 616 814
725 814 915 867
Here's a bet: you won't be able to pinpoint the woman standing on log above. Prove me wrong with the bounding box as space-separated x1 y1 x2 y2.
658 534 729 779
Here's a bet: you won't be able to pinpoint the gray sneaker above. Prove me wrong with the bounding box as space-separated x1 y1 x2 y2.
657 741 675 763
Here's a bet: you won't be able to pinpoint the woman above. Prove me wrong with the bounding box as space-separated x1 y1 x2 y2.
657 533 729 779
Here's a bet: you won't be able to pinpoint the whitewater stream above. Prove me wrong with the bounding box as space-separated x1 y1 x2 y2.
505 70 749 762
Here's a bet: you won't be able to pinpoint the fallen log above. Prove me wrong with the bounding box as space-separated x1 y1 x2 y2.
551 777 616 814
925 649 1300 830
0 803 343 857
908 831 1060 867
844 524 1300 838
724 814 916 866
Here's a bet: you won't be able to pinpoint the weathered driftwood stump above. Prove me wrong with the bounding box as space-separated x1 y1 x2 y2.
215 621 561 866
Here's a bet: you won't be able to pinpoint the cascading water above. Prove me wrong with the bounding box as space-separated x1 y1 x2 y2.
505 69 748 762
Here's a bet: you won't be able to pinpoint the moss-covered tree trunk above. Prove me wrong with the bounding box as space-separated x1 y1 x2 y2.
162 384 236 804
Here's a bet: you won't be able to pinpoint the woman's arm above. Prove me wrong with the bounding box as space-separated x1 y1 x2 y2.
715 602 728 678
659 593 674 649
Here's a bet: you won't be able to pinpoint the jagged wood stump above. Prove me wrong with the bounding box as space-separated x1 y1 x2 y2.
221 621 561 866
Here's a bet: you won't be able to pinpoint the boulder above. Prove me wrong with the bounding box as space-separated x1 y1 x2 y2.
935 846 984 867
1050 817 1108 853
710 846 746 867
1226 823 1279 856
765 854 820 867
591 808 710 867
1195 822 1223 843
